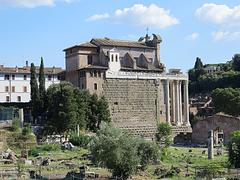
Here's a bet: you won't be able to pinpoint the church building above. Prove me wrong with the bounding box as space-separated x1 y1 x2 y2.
64 34 191 138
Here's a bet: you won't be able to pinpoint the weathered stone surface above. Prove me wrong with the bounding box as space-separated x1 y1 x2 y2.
103 79 166 138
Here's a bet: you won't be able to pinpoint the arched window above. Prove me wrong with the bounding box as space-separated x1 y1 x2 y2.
111 54 114 62
115 54 118 62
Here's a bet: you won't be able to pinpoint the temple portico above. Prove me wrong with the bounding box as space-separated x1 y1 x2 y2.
165 79 190 127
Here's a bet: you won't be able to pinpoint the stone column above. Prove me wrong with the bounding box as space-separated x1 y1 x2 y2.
165 80 171 125
208 130 214 159
183 80 190 126
175 81 180 126
170 81 175 125
179 81 183 125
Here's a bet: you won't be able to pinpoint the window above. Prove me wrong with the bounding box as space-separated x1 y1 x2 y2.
81 84 84 89
23 75 27 80
5 86 9 92
111 54 114 62
12 75 15 80
114 102 118 105
4 75 9 80
94 83 98 90
88 55 93 65
6 96 10 102
98 71 101 77
23 86 27 92
12 86 15 92
17 96 21 102
48 75 52 81
94 71 97 77
90 72 93 77
115 54 118 62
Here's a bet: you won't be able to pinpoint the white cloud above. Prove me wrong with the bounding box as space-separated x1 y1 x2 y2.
212 31 240 41
86 13 110 22
186 33 199 40
196 3 240 26
0 0 72 8
86 4 179 29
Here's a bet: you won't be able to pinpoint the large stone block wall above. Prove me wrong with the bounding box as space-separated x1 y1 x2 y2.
102 78 166 138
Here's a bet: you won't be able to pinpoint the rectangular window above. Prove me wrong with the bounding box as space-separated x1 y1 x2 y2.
4 75 9 80
23 86 27 92
94 83 97 90
88 55 93 65
12 86 15 92
94 71 97 77
12 75 15 80
90 72 93 77
5 86 9 92
48 75 52 81
24 75 27 80
17 96 21 102
6 96 10 102
98 71 101 77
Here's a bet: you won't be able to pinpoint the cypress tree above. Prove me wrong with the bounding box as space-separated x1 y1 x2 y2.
39 57 46 113
30 63 40 122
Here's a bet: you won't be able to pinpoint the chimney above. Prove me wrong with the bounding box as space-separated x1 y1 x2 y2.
26 61 29 67
52 66 55 73
15 66 18 72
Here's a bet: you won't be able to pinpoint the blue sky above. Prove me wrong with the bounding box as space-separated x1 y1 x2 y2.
0 0 240 72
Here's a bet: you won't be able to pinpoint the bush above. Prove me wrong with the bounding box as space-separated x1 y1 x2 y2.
11 119 20 132
137 140 159 170
155 123 172 147
229 131 240 168
29 144 60 157
22 124 32 136
69 133 91 148
90 124 139 180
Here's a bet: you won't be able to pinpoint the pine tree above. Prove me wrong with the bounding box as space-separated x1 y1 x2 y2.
39 57 46 114
194 57 203 69
30 63 40 121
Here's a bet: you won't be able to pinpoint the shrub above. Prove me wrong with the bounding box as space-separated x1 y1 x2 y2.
229 131 240 168
90 124 139 180
137 140 159 170
11 119 20 132
22 124 32 136
69 133 91 148
155 123 172 147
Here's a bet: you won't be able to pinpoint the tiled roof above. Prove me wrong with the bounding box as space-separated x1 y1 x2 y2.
91 38 155 49
0 66 63 74
63 42 97 51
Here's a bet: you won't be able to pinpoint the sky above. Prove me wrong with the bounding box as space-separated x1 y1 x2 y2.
0 0 240 72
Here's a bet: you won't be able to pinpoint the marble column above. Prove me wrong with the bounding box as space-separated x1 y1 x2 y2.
175 81 180 126
183 80 190 126
165 80 171 125
170 81 175 125
179 81 183 125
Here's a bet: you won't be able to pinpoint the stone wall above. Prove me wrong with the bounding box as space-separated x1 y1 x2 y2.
192 113 240 144
102 78 166 138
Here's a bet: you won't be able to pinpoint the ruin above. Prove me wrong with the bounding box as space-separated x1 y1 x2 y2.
64 33 192 138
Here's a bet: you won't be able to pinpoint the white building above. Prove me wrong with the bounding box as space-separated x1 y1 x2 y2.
0 64 63 103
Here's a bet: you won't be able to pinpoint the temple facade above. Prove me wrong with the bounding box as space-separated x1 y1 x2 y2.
64 34 192 138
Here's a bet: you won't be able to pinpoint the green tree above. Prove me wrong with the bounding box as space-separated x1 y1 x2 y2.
232 54 240 71
212 88 240 116
46 82 78 134
194 57 203 69
155 123 172 147
97 96 111 129
30 63 40 121
74 89 91 129
91 124 139 180
228 131 240 168
137 140 159 170
38 57 46 114
87 94 111 132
